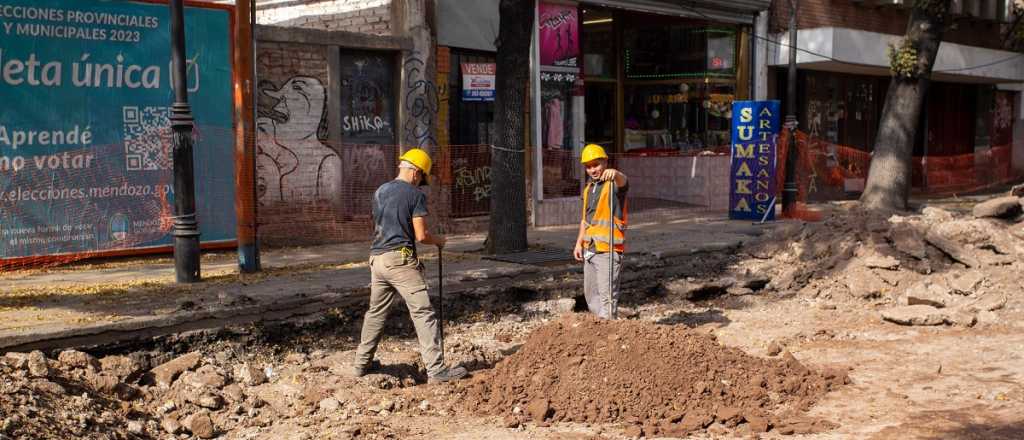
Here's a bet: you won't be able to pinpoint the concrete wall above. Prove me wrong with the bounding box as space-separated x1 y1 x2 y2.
256 0 394 35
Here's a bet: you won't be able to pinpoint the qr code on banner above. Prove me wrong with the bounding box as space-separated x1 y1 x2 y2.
123 106 172 171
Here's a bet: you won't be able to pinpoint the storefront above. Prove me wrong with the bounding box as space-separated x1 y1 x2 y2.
532 0 769 225
769 26 1024 200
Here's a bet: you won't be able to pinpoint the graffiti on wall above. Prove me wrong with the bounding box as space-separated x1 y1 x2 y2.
455 163 492 202
257 76 341 205
341 54 396 144
402 52 439 149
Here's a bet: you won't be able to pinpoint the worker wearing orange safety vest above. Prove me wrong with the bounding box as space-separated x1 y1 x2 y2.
573 144 628 319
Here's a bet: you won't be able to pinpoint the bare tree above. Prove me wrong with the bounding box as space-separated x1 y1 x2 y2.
860 1 951 211
486 0 533 254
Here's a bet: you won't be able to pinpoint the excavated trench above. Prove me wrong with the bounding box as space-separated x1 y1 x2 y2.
2 249 791 439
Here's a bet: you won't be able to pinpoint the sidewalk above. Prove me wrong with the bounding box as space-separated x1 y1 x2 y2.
0 213 777 352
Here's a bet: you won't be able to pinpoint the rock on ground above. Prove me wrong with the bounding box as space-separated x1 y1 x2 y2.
100 355 143 381
57 350 100 372
904 282 955 308
185 412 216 439
882 305 947 326
882 305 950 326
521 298 576 315
234 363 267 386
161 416 182 435
27 351 50 377
973 196 1023 219
949 272 985 295
150 352 201 388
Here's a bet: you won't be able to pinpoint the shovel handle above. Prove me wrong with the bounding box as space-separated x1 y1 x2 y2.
437 250 444 359
608 181 616 319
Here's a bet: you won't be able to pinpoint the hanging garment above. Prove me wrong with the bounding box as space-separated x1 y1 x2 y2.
545 98 564 148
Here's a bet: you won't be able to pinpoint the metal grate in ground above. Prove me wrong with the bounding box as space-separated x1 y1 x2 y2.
484 248 575 266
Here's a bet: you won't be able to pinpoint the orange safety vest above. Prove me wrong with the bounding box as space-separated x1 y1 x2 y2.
582 181 628 253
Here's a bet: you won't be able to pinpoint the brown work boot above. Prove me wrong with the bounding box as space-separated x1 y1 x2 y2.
427 365 468 384
349 359 382 378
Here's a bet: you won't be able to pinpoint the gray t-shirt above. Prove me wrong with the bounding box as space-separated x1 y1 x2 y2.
370 179 429 255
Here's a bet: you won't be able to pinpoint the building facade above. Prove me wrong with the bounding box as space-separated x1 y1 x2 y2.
768 0 1024 200
250 0 448 245
439 0 772 226
250 0 1024 242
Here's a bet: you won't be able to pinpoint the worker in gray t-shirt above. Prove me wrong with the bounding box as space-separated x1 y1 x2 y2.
351 148 468 384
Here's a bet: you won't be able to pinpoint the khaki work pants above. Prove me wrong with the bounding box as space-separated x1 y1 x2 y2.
583 250 622 319
354 251 445 376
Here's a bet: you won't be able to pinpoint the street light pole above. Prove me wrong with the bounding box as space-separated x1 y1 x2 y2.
169 0 201 283
781 0 799 217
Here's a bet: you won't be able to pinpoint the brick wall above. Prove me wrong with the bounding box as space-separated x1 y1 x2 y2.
256 0 392 35
770 0 1005 50
255 41 350 245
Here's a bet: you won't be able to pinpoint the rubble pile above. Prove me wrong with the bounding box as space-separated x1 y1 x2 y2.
461 315 847 437
744 193 1024 327
0 346 409 439
0 350 152 439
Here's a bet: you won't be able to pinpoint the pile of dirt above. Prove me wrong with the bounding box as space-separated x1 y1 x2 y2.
742 200 1024 326
461 315 847 437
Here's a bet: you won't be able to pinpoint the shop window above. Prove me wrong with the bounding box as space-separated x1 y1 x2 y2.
624 21 736 80
541 71 582 198
622 82 734 152
339 51 396 145
584 83 615 148
581 8 614 80
541 71 579 151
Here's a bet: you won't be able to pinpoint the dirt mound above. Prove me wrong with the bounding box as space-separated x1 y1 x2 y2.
461 315 846 436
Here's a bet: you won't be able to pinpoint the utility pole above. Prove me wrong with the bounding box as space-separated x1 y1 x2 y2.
169 0 201 283
234 0 260 273
781 0 799 217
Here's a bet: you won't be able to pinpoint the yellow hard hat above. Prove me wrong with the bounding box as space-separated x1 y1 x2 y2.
399 148 433 185
580 144 608 164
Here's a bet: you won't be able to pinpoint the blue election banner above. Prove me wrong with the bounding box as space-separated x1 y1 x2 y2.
729 100 781 221
0 0 235 260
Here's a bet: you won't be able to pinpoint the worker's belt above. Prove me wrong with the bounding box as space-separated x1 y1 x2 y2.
397 246 415 259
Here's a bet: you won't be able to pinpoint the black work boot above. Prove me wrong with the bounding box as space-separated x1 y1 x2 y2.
427 365 468 384
349 359 382 378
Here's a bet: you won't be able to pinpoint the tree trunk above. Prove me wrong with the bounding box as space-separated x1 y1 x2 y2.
860 2 949 211
486 0 533 254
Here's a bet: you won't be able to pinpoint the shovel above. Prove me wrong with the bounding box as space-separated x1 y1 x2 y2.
607 181 617 319
437 248 445 359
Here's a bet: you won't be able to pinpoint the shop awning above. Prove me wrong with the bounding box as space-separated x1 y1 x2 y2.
582 0 769 24
768 27 1024 84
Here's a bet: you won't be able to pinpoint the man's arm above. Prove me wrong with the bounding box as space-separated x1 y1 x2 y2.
601 169 628 188
413 216 446 248
573 220 587 261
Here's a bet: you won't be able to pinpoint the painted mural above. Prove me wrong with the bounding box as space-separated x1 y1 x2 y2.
257 76 341 206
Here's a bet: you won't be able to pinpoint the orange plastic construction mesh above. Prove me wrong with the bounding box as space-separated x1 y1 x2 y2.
776 129 1020 219
246 137 500 248
2 136 501 271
